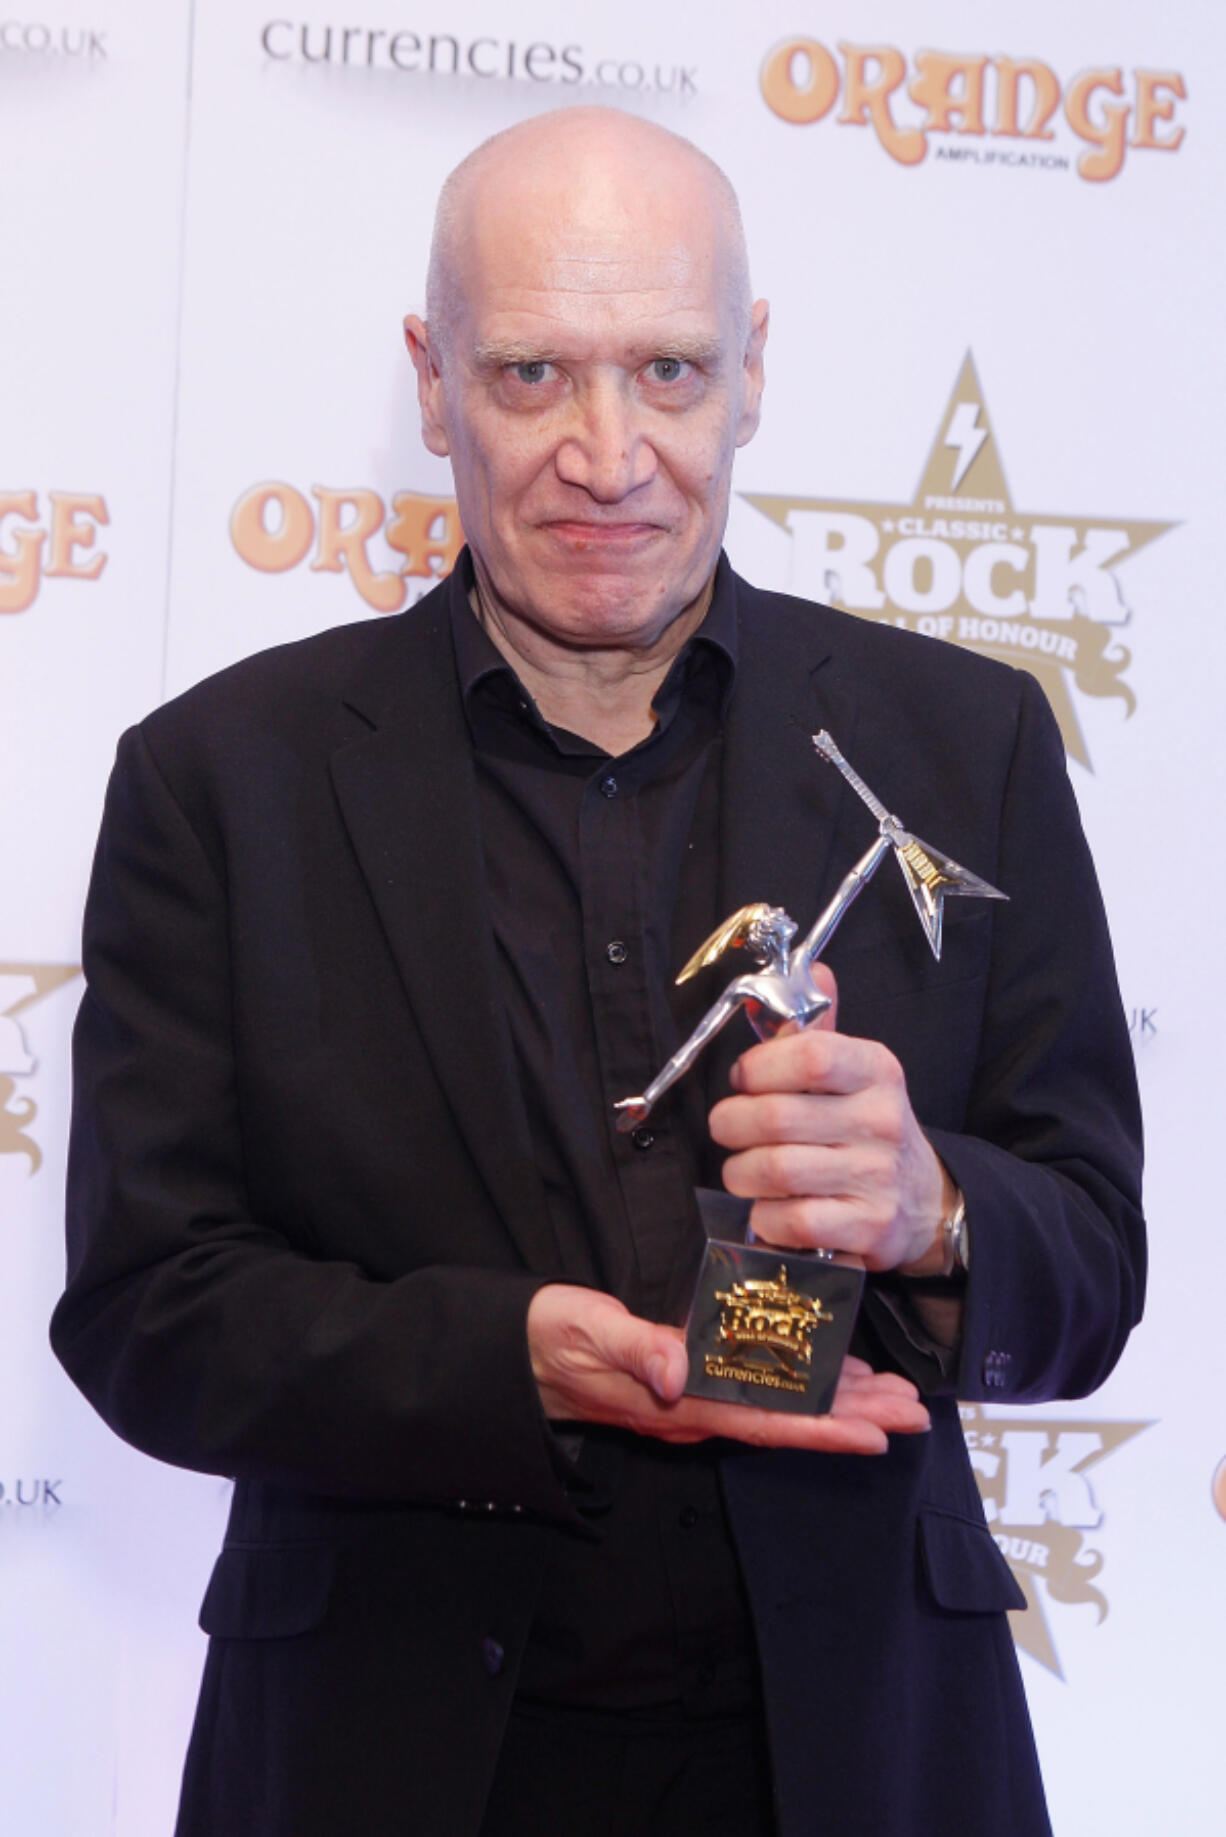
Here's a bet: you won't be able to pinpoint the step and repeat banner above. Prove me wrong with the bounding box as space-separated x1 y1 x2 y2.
3 2 1221 1830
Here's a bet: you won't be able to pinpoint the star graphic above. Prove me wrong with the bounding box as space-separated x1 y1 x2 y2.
961 1405 1150 1678
744 353 1176 768
0 962 80 1173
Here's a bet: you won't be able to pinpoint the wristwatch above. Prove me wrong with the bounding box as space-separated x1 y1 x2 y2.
942 1191 970 1275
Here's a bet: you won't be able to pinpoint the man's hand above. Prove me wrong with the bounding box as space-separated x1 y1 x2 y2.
526 1284 929 1455
709 967 956 1276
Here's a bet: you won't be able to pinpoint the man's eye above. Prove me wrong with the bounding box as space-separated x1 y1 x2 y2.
649 357 688 383
513 361 550 385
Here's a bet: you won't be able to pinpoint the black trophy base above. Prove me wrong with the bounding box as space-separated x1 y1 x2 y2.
684 1239 865 1416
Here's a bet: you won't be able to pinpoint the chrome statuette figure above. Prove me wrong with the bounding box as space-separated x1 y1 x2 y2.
614 731 1005 1133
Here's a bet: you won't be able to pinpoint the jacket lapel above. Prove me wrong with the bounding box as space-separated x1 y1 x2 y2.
704 575 868 1103
329 590 565 1279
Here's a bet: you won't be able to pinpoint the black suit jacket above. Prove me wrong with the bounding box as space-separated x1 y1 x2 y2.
52 567 1144 1837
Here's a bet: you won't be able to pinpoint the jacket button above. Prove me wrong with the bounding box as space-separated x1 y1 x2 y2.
481 1636 505 1678
632 1126 655 1151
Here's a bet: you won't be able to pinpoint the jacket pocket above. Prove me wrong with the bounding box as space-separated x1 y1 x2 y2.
918 1506 1027 1614
198 1541 337 1640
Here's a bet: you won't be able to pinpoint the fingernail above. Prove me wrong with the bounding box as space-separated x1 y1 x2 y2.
730 1060 743 1091
645 1354 669 1397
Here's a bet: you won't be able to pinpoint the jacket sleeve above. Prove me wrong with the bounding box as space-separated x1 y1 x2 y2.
51 723 583 1524
868 669 1145 1402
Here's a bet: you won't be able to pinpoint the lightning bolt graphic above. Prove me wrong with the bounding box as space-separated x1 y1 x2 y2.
944 400 988 491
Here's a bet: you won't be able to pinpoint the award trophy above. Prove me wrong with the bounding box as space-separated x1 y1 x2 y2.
614 731 1006 1415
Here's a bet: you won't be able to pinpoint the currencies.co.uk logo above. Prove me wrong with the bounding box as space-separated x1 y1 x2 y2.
0 21 106 57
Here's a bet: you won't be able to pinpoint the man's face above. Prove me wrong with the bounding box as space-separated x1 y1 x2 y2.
406 156 767 651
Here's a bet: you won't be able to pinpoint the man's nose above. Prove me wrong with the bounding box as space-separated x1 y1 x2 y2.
554 382 657 502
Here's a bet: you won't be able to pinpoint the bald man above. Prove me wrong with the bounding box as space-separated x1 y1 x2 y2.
54 109 1143 1837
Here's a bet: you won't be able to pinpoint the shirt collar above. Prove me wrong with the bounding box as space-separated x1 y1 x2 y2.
447 547 738 736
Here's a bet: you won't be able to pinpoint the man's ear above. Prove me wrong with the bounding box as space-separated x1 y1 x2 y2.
403 315 451 458
734 299 770 449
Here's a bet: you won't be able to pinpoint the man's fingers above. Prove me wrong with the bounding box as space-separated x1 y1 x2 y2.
711 1092 887 1152
742 1195 888 1260
729 1026 899 1100
652 1370 929 1452
712 1093 833 1152
722 1143 895 1203
663 1407 892 1454
711 1018 951 1273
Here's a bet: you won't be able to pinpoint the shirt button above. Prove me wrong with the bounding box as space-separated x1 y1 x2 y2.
605 940 628 965
678 1505 699 1531
632 1127 655 1151
599 774 619 799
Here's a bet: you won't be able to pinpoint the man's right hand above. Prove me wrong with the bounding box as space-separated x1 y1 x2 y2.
526 1283 929 1455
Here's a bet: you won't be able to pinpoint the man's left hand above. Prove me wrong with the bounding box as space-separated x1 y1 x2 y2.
708 967 956 1276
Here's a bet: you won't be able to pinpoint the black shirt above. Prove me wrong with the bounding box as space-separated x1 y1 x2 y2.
450 554 761 1714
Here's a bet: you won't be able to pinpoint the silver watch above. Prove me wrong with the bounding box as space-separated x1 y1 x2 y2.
942 1192 970 1274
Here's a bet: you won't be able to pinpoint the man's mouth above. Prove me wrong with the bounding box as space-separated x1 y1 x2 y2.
539 520 666 550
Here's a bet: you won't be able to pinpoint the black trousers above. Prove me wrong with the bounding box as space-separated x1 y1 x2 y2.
478 1700 778 1837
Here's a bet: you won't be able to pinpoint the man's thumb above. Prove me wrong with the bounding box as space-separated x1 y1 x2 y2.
630 1328 688 1402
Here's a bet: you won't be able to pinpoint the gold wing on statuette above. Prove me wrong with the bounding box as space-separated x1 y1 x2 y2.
676 903 775 985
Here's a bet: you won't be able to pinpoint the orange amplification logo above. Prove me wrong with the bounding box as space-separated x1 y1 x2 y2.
0 492 109 613
760 39 1185 182
230 483 464 614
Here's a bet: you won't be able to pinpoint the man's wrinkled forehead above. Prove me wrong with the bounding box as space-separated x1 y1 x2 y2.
508 243 709 295
450 191 738 346
466 237 725 311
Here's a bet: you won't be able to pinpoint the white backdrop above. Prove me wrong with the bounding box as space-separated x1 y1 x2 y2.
3 3 1222 1831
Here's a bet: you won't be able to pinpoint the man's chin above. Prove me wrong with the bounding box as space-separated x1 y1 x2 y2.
524 572 705 647
473 535 716 646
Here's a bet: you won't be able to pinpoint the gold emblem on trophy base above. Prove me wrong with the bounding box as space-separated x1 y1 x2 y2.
703 1265 834 1394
